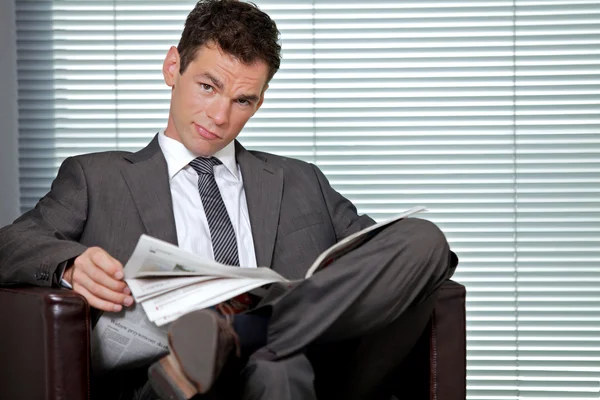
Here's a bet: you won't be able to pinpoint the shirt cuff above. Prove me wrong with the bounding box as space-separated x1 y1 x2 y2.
59 278 73 289
55 259 73 289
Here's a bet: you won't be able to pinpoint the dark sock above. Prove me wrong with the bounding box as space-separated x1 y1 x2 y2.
232 314 269 358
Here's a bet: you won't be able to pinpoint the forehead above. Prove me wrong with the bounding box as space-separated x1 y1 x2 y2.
186 44 270 92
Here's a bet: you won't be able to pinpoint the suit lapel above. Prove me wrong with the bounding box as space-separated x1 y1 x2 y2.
236 141 283 268
121 135 178 245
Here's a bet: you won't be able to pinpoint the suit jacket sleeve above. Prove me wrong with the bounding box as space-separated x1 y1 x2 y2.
0 157 89 286
310 163 376 241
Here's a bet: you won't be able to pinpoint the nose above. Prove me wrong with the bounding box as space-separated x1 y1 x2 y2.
206 96 229 126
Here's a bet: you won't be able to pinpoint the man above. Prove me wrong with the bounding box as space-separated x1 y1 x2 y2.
0 1 457 399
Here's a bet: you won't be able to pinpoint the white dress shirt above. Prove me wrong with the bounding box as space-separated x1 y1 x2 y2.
158 130 257 268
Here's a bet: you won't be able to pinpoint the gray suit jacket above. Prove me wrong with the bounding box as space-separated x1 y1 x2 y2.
0 135 374 287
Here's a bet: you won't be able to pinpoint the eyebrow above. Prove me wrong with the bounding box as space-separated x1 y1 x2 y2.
200 73 223 91
237 93 260 103
198 72 261 104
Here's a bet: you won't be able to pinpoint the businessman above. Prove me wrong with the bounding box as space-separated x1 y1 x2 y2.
0 1 457 399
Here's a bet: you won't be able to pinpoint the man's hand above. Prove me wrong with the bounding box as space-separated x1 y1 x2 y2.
64 247 133 312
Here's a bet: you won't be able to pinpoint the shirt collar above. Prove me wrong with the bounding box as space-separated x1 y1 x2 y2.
157 129 239 180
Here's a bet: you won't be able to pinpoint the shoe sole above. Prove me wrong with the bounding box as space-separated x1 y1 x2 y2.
171 310 220 393
148 310 220 399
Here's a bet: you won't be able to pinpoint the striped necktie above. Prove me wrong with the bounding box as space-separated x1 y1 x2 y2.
189 157 240 266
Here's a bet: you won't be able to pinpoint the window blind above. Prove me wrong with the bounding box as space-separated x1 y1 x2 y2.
15 0 600 398
512 2 600 399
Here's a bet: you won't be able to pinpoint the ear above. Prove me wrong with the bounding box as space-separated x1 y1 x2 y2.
254 84 269 115
163 46 180 87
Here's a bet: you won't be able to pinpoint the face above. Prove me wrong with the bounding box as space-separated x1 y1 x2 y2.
162 43 269 156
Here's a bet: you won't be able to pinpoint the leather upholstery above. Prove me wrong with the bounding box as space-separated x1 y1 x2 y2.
0 287 90 400
0 281 465 400
391 280 466 400
430 280 467 399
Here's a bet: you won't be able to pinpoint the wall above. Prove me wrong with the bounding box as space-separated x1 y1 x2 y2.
0 0 20 226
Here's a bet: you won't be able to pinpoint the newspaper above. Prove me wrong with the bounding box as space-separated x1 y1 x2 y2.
122 235 291 326
91 205 426 371
91 303 169 373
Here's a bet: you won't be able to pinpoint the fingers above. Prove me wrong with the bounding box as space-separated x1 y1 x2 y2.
72 265 132 306
75 283 124 313
89 247 125 280
69 247 134 312
75 251 127 293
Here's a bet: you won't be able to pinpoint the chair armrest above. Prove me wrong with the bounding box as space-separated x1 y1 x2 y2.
430 279 466 400
391 280 466 400
0 286 91 400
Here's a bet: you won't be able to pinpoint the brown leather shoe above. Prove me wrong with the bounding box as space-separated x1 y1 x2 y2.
148 309 240 400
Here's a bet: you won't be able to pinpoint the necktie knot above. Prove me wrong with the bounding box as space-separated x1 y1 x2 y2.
189 157 222 176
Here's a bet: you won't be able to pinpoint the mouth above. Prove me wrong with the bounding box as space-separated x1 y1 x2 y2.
194 123 220 140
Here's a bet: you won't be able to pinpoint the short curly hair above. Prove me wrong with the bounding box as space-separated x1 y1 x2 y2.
177 0 281 83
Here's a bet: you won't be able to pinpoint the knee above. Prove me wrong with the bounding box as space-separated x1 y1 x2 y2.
398 217 449 251
393 217 454 274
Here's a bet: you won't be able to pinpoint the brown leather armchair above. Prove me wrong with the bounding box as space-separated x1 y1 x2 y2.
0 280 465 400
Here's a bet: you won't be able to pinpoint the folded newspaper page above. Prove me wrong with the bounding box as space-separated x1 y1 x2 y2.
123 235 291 326
91 205 426 370
91 303 169 373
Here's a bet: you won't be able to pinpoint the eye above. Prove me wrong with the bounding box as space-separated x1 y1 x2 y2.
237 98 250 106
200 83 213 92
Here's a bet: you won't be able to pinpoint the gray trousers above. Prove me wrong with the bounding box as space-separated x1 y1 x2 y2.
126 217 455 400
239 218 457 400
